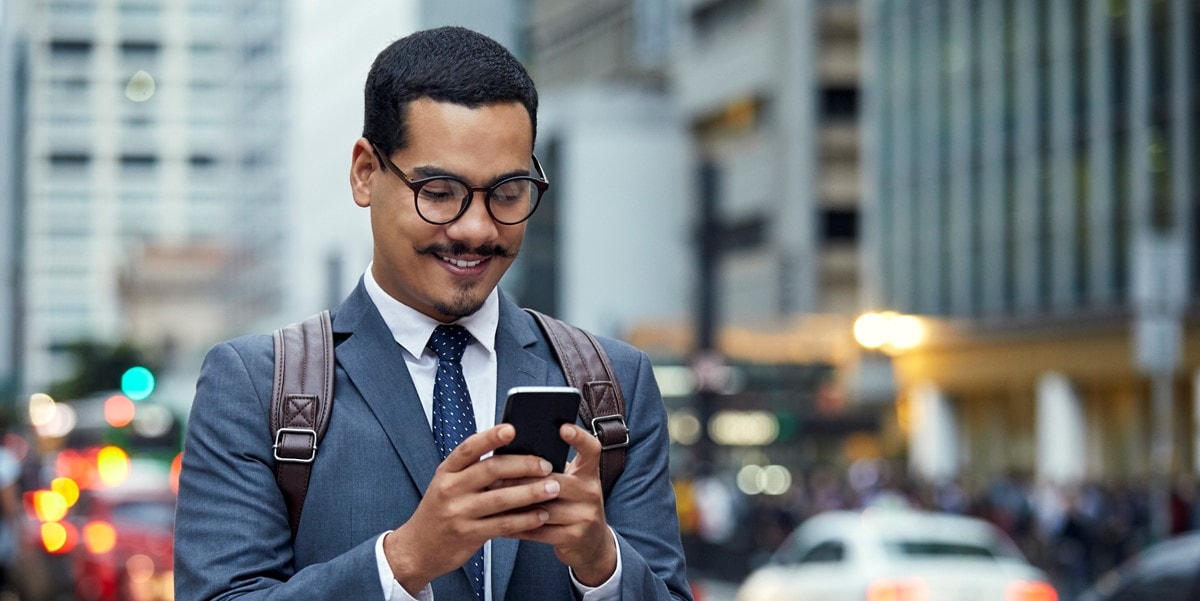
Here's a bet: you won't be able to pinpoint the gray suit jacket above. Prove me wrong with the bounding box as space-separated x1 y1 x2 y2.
174 283 692 600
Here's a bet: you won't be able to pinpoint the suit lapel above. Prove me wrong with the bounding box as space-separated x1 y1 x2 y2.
332 283 442 495
490 294 549 601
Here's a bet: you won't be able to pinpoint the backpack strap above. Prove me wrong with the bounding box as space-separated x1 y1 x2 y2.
524 309 629 498
270 310 334 536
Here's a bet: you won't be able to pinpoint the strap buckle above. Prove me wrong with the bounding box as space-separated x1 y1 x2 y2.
590 415 630 450
274 427 318 463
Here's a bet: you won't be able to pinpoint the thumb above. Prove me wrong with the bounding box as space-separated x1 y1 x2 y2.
561 423 601 478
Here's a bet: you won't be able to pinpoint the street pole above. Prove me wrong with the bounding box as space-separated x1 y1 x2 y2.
693 160 720 474
1132 234 1186 542
1150 371 1174 541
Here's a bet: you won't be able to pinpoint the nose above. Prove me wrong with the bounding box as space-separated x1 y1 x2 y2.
445 189 499 243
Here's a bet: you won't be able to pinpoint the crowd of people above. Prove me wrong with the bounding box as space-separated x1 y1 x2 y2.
679 460 1200 599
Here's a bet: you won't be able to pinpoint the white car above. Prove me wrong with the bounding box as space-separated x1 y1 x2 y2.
735 508 1057 601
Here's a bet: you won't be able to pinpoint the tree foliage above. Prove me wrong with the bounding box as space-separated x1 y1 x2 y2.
44 340 158 402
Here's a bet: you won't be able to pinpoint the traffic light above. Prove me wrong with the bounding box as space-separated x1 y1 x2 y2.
120 366 155 401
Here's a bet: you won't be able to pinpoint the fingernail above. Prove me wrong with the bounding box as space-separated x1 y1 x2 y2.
544 480 560 495
562 425 575 439
538 510 549 522
539 459 552 474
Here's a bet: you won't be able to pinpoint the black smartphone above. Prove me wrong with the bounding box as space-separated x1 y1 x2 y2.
494 386 582 472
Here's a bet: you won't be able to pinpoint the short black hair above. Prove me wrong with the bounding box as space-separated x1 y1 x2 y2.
362 26 538 155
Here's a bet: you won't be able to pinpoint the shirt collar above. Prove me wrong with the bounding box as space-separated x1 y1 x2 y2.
363 264 499 357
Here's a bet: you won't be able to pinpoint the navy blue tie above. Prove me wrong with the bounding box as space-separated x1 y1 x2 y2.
428 324 485 599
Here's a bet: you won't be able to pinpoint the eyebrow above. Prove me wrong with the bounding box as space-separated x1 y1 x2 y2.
410 165 532 184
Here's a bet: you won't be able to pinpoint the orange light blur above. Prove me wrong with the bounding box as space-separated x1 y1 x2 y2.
32 490 68 523
1006 581 1058 601
51 477 80 508
41 521 78 554
83 520 118 554
57 448 97 490
97 446 130 487
867 579 930 601
170 452 183 495
104 394 136 428
127 554 156 583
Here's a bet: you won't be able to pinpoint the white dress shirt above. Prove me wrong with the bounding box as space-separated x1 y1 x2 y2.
362 267 621 601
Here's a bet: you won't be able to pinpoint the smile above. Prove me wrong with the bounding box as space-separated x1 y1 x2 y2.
440 255 484 268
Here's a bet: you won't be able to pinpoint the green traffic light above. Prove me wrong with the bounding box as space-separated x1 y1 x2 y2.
121 366 155 401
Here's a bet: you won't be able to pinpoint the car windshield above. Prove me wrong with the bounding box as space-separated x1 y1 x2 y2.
882 540 999 559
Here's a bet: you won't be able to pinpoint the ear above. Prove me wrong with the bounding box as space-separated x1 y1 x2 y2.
350 138 377 208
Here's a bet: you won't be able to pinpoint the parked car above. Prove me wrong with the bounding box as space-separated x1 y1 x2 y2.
1077 532 1200 601
70 461 176 601
736 508 1057 601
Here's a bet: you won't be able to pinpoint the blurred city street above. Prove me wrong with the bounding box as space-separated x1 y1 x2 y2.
2 0 1200 599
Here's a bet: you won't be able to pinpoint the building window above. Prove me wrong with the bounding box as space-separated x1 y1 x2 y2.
820 87 859 122
120 154 158 174
120 40 160 70
49 152 90 172
820 208 859 244
189 154 217 168
692 0 759 43
48 39 92 60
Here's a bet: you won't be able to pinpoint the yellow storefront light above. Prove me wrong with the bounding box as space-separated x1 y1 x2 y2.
709 411 779 446
853 311 925 354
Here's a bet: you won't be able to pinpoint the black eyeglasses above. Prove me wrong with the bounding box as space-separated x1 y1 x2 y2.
369 141 549 226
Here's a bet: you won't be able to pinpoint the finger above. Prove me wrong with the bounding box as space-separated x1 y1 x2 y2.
477 506 553 537
460 454 554 492
439 424 516 473
488 475 544 490
561 424 601 478
470 478 561 518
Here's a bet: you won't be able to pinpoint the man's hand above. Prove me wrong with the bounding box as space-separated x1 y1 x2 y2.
511 424 617 587
383 424 562 593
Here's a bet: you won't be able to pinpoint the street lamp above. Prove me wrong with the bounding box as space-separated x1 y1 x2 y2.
853 311 924 355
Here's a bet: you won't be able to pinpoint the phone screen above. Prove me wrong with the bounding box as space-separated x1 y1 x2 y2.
494 386 582 472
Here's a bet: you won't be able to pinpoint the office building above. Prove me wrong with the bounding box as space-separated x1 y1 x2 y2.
0 0 27 401
275 1 413 325
20 0 286 395
520 0 690 336
863 0 1198 483
663 0 868 468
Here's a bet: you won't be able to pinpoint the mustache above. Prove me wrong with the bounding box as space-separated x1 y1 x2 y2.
417 241 517 260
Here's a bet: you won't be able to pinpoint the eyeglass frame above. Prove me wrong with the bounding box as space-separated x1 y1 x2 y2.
368 141 550 226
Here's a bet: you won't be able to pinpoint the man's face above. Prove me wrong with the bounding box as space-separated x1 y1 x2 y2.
351 98 534 323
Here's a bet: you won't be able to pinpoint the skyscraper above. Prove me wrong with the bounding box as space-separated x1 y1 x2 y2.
0 0 28 400
862 0 1197 484
19 0 286 395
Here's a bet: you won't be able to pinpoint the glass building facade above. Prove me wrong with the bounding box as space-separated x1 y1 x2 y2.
861 0 1199 484
20 0 286 393
863 0 1196 319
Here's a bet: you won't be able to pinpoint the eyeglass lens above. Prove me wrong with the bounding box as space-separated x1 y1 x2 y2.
416 177 541 224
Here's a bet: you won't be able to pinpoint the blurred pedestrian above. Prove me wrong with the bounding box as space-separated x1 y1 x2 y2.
174 26 690 601
0 443 18 596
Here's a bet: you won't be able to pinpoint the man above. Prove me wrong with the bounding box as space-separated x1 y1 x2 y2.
174 26 692 600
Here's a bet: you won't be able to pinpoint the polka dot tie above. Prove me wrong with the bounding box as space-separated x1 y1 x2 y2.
427 324 484 599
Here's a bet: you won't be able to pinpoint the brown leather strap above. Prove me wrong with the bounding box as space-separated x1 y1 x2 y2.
270 310 334 536
525 309 628 498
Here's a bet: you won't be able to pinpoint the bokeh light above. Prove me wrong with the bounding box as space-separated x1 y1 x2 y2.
105 394 136 428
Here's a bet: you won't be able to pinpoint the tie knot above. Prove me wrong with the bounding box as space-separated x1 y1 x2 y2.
427 324 472 363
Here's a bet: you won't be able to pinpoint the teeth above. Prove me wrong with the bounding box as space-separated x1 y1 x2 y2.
441 256 482 268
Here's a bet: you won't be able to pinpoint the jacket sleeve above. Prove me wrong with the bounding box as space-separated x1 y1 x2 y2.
603 347 694 601
173 340 383 600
